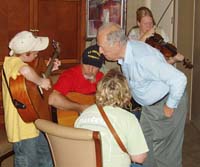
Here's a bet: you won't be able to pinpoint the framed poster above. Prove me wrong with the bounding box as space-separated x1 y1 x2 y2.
86 0 127 39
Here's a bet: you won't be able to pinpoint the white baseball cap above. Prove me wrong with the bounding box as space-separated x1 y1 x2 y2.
9 31 49 56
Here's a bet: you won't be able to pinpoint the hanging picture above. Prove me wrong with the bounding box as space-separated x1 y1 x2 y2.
86 0 127 39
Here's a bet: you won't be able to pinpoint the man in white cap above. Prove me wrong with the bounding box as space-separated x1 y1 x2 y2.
2 31 59 167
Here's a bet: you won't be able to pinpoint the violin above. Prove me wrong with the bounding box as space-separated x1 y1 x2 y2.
145 33 193 69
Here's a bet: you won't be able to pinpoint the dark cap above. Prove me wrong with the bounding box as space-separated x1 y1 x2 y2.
82 44 104 68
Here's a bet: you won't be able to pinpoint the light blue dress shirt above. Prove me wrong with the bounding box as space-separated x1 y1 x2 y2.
118 40 187 108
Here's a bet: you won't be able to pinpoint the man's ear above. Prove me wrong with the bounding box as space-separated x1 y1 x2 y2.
137 21 140 27
115 41 122 48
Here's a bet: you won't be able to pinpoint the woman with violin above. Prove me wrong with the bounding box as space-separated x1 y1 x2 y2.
126 6 186 122
128 6 185 65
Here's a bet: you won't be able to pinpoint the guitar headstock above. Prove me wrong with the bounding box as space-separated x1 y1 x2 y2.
52 40 61 55
44 40 61 77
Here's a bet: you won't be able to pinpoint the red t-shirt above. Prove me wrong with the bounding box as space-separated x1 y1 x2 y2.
53 65 104 95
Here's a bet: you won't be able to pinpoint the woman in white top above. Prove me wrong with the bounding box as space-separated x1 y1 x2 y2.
128 6 184 65
75 68 149 167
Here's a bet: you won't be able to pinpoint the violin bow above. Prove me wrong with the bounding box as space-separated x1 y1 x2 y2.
157 0 174 27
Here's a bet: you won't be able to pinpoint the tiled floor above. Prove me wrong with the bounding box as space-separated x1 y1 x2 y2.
2 122 200 167
183 122 200 167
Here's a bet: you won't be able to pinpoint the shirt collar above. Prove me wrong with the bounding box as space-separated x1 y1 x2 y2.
118 41 131 65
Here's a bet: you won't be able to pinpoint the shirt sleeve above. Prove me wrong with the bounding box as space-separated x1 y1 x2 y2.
142 56 187 108
126 115 149 155
4 57 28 80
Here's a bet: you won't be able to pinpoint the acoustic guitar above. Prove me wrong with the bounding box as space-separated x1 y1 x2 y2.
9 41 60 122
57 92 95 127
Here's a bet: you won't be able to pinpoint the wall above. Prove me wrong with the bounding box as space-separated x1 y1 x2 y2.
126 0 146 33
176 0 194 120
191 0 200 130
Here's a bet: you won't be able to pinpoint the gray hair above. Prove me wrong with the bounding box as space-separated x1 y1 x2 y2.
98 22 127 46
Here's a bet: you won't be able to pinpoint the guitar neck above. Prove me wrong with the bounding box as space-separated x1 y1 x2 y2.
44 41 60 77
44 59 54 77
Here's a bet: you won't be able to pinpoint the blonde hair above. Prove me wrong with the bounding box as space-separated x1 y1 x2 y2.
96 68 131 108
136 6 156 25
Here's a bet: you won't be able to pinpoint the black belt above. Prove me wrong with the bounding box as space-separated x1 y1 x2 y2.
150 93 169 106
132 162 143 165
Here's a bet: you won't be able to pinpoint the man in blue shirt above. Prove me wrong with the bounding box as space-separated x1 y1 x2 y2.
97 22 188 167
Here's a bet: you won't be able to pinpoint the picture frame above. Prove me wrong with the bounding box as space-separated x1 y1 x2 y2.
86 0 127 39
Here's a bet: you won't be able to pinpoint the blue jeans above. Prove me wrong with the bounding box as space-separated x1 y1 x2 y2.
13 132 53 167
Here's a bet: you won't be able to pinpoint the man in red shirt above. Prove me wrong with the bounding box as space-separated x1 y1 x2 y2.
48 44 104 113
